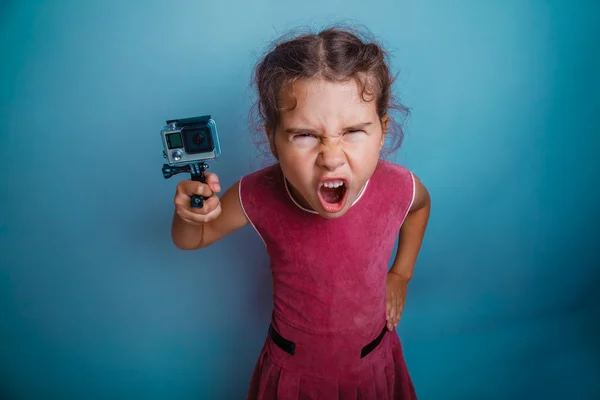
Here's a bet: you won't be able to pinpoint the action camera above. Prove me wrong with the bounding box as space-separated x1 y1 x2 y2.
161 115 221 165
160 115 222 208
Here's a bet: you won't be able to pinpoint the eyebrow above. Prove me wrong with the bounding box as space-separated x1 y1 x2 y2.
284 122 373 135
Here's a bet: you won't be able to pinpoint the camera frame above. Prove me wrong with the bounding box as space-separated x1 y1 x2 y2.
160 115 221 165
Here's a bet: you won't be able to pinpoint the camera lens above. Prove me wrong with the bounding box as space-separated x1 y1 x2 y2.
182 126 214 154
192 132 206 146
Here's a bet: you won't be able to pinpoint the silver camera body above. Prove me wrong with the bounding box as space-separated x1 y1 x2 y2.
160 115 221 165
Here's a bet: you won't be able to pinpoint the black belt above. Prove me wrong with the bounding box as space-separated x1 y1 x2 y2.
268 324 388 359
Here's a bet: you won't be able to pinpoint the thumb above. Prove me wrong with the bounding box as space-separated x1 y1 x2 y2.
204 172 221 193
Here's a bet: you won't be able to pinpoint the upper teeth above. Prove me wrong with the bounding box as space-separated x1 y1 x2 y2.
323 181 344 188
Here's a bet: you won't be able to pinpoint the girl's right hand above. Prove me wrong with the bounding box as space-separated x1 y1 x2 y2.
174 172 222 226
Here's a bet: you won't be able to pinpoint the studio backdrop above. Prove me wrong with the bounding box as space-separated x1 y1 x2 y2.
1 0 599 399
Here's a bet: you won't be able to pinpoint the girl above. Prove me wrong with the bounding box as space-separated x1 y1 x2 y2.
171 26 430 400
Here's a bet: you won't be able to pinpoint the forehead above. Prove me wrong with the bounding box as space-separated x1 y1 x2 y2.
278 78 378 129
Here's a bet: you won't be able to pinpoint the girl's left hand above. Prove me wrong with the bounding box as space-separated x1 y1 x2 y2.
385 271 409 331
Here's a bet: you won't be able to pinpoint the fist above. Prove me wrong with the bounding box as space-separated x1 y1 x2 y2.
174 172 222 225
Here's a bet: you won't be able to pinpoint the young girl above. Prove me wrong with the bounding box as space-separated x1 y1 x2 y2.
171 26 430 400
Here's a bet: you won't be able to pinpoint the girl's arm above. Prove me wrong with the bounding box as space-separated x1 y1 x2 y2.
385 173 430 330
390 173 431 279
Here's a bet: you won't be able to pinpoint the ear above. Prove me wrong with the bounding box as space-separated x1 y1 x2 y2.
265 125 278 159
380 114 389 149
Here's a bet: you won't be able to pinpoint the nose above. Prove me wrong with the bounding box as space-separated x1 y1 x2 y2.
317 143 346 171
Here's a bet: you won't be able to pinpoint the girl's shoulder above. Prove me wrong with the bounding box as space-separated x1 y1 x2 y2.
239 162 284 207
374 159 414 186
369 159 416 212
240 162 281 189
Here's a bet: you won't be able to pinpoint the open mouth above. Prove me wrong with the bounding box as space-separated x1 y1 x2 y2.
317 179 348 213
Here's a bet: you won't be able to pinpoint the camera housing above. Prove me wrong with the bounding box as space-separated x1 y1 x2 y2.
161 115 221 165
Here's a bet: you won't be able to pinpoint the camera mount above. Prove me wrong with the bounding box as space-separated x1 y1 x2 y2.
162 162 210 208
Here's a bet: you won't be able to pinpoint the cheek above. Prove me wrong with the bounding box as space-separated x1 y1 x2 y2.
345 140 380 159
280 152 311 179
277 139 315 165
345 140 382 176
277 149 315 185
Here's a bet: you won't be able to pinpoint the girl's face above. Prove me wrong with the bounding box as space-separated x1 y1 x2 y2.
268 78 387 219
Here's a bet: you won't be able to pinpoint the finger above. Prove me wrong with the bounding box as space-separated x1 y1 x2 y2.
388 300 397 328
388 296 397 329
175 190 218 210
194 182 214 198
180 180 214 198
178 202 222 225
394 299 404 327
187 195 221 215
204 172 221 193
176 195 221 218
386 291 397 320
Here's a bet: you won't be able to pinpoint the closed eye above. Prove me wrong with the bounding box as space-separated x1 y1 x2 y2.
342 129 367 142
294 133 317 139
344 129 366 136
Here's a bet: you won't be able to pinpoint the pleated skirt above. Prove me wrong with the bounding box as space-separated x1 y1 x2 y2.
247 320 417 399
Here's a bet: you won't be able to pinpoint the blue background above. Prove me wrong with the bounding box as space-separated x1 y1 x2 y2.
1 0 599 399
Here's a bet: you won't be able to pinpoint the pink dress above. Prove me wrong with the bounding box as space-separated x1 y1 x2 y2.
239 159 417 399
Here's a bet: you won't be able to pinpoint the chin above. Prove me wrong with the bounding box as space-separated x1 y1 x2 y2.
316 207 351 219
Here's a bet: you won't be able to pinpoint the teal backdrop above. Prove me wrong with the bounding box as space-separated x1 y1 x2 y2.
1 0 599 399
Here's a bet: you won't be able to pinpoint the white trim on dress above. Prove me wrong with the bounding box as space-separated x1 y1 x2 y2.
238 176 267 247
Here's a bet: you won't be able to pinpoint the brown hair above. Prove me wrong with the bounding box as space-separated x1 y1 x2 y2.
249 24 410 159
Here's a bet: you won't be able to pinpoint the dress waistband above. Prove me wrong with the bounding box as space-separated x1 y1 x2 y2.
269 323 387 359
265 318 391 377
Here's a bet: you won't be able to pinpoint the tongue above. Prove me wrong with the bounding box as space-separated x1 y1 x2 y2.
320 186 344 204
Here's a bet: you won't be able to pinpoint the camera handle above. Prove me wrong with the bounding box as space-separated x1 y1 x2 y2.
189 162 209 208
162 162 209 208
